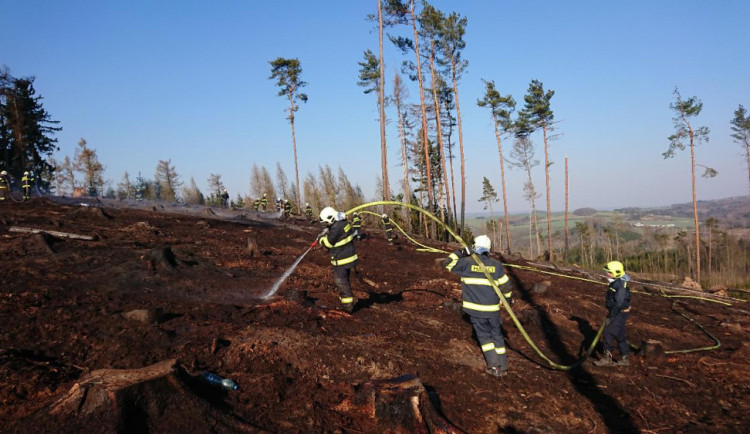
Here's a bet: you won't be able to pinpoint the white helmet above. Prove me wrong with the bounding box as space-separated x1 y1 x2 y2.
319 207 337 224
0 170 7 176
473 235 492 254
382 214 388 219
305 202 309 206
24 171 29 176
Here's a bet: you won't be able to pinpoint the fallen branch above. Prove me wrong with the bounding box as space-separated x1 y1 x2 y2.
9 226 95 241
654 374 696 388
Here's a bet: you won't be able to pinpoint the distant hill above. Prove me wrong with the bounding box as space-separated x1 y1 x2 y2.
615 196 750 228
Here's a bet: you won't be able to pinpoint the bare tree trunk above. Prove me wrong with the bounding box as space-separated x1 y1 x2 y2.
450 57 467 237
409 0 434 238
288 92 302 214
542 123 553 259
377 0 390 205
428 49 446 224
492 114 512 253
564 156 569 264
395 82 412 233
688 122 701 284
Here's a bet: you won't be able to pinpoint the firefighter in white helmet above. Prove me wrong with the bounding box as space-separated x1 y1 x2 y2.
444 235 514 377
317 206 358 313
0 170 9 201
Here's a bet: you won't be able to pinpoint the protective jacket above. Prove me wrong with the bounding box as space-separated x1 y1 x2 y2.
382 216 393 241
318 219 358 268
444 250 512 318
605 274 631 318
352 214 362 231
305 205 313 217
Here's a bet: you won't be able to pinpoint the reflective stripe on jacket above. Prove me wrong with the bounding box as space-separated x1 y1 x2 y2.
319 219 358 267
444 250 512 318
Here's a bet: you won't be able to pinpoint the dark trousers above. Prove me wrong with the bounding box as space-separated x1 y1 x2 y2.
470 314 508 370
603 311 630 356
332 266 353 301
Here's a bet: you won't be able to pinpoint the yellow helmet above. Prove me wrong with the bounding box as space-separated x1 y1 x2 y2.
603 261 625 278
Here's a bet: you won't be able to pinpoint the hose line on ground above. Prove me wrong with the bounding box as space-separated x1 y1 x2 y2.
346 201 606 370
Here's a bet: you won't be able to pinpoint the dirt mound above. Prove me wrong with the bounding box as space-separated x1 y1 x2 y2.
1 198 748 432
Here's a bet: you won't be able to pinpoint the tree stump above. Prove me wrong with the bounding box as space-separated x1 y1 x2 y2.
247 235 260 257
640 339 666 362
338 374 464 433
141 247 180 271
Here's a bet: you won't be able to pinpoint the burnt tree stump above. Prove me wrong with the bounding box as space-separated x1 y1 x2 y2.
247 235 260 257
339 374 464 433
640 339 666 363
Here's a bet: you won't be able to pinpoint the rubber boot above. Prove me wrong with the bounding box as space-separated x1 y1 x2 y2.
485 366 507 377
594 351 614 367
616 355 630 367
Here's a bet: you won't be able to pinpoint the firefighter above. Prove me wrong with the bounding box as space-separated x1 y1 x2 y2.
444 235 514 377
0 170 9 201
305 203 314 223
594 260 632 367
253 198 261 211
260 193 268 211
352 212 363 239
221 188 230 208
22 170 34 200
276 197 283 212
283 199 292 218
317 206 358 313
382 214 394 244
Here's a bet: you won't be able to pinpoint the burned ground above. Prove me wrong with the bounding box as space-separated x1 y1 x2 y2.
1 198 748 433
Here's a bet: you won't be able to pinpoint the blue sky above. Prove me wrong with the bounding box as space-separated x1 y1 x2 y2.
2 0 749 214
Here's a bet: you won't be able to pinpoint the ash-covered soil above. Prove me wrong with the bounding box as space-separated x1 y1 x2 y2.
1 198 748 433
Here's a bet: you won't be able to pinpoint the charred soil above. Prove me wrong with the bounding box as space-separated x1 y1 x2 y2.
1 198 748 433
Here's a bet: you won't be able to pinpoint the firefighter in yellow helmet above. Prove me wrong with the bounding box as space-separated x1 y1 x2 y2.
22 170 34 200
317 207 358 313
594 260 632 367
382 214 394 244
444 235 514 377
305 203 314 224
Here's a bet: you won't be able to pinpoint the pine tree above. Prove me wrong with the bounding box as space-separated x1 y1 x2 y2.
478 79 515 253
519 79 555 258
154 159 181 202
72 138 105 196
663 88 717 284
269 57 307 214
478 177 499 251
0 69 61 183
730 104 750 212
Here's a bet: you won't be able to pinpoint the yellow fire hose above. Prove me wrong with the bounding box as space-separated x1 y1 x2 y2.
345 201 728 367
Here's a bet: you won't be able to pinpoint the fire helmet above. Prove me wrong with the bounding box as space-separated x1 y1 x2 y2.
473 235 492 254
603 261 625 278
319 207 337 225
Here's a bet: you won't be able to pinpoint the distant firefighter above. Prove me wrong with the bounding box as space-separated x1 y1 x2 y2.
594 261 632 367
382 214 394 244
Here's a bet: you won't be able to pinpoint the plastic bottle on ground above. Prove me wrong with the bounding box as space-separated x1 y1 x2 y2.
200 371 238 390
